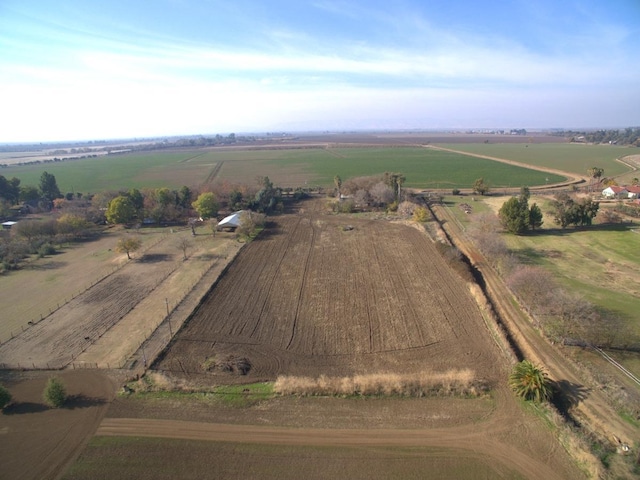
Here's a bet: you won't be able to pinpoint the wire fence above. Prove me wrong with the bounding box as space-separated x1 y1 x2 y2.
0 240 239 373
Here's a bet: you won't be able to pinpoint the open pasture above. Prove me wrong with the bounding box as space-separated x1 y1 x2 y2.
435 143 634 177
3 145 565 193
477 195 640 332
506 221 640 342
155 198 504 385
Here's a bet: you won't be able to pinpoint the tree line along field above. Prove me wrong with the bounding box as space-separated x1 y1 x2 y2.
3 145 569 194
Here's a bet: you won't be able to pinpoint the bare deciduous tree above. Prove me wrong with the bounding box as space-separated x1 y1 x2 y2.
370 181 394 206
176 237 192 261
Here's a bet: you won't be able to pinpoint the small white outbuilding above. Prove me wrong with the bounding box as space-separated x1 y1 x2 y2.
217 210 245 230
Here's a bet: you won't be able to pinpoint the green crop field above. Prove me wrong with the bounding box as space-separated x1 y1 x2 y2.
435 143 635 177
2 146 565 194
2 151 220 194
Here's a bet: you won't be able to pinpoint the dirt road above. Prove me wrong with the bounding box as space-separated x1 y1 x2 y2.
96 414 566 480
431 202 638 446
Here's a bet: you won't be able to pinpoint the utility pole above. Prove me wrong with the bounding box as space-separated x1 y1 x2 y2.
165 298 173 337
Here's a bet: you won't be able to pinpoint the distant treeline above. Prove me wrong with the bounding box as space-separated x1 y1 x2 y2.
0 134 251 153
0 133 256 168
555 127 640 146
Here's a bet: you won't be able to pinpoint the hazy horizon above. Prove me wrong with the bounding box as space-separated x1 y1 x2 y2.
1 0 639 143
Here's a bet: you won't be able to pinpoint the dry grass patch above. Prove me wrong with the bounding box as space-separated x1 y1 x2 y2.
274 370 487 397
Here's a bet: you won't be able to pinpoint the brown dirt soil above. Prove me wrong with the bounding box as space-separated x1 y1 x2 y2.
0 229 136 344
0 228 238 370
127 197 585 479
155 199 503 385
0 370 115 480
86 385 583 480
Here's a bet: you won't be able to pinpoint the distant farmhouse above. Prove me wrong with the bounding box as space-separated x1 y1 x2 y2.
602 186 629 199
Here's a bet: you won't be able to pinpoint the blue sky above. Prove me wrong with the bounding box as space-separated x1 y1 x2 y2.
1 0 639 142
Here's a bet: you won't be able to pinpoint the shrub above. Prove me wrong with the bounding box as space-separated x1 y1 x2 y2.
412 206 430 222
273 369 485 397
332 199 355 213
37 243 56 257
43 377 66 408
0 384 11 410
452 188 461 195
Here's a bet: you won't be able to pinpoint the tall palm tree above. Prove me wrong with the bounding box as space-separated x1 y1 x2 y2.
509 360 553 403
587 167 604 192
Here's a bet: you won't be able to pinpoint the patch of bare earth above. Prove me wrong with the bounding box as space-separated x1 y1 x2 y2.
0 228 240 370
0 370 115 480
137 198 584 480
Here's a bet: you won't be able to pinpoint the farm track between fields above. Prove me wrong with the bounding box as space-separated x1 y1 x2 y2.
202 160 224 186
95 415 568 480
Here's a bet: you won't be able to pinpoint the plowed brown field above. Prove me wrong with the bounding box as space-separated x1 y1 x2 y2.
156 199 503 385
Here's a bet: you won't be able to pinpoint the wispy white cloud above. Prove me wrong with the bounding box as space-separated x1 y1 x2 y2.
0 0 638 141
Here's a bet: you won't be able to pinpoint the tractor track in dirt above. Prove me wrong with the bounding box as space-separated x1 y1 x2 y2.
96 415 566 480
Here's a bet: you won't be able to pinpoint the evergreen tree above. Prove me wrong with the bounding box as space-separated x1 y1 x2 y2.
528 203 543 230
499 197 529 234
39 171 61 201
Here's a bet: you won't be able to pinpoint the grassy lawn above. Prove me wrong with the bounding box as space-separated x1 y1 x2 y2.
126 381 275 408
500 216 640 333
435 143 634 177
